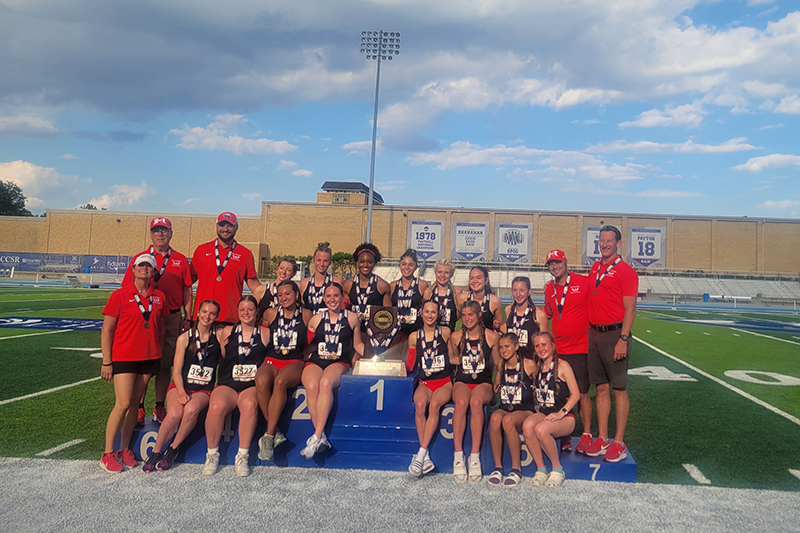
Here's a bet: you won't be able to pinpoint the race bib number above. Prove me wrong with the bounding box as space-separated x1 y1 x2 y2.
318 342 342 360
187 364 213 385
501 385 522 405
273 331 298 350
232 364 257 382
535 388 555 407
439 308 451 324
518 330 528 347
424 355 446 373
461 356 485 374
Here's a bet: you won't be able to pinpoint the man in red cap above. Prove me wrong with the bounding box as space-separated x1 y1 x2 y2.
190 212 261 325
543 249 593 453
123 217 193 424
584 225 638 463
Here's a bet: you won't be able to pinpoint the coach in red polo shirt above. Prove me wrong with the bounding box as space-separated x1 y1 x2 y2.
585 225 638 463
543 249 593 454
124 217 193 424
191 212 261 325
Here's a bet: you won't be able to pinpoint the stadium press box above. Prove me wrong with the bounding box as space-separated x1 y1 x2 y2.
124 374 636 482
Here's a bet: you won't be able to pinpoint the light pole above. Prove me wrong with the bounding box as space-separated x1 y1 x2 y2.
360 29 400 243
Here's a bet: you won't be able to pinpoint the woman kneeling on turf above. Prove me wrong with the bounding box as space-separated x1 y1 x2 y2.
300 282 364 459
522 331 579 488
202 295 268 477
406 300 452 477
143 299 221 472
487 332 536 487
448 300 500 482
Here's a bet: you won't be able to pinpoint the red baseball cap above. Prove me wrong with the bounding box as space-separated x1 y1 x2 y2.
217 212 237 225
150 217 172 230
545 249 567 264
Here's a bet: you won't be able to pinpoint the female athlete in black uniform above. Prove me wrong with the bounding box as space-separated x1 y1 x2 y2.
448 300 500 482
143 299 222 473
255 280 312 461
406 300 452 477
457 266 503 331
343 242 391 326
255 257 299 315
300 242 343 314
502 276 548 360
422 259 460 331
390 249 428 335
203 295 269 477
487 332 537 486
300 282 364 459
522 331 580 488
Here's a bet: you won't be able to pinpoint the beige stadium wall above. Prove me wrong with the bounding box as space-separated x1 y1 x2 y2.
2 204 799 276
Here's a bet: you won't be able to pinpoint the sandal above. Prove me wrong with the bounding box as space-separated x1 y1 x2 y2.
531 471 548 487
487 469 503 486
545 470 565 488
503 469 522 487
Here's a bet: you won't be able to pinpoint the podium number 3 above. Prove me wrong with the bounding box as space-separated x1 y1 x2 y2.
370 379 384 411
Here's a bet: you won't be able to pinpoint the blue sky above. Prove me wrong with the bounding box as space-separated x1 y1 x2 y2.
1 0 799 218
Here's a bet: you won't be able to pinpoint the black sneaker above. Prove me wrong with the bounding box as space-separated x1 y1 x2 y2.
142 451 163 473
157 447 179 471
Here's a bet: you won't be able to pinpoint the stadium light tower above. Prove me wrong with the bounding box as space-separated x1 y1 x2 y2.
360 29 400 243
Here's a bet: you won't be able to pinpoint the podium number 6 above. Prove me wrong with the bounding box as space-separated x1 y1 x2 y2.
370 379 384 411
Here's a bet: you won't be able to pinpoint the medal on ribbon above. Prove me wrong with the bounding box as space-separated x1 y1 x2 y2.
215 240 236 282
133 292 152 329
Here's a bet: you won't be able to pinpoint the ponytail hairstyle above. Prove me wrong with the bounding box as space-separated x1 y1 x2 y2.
277 257 299 277
458 300 486 366
400 248 418 268
276 279 301 304
468 266 493 295
188 299 221 356
497 332 521 379
423 259 455 301
509 276 534 318
313 241 332 260
353 242 382 264
227 295 259 342
531 331 559 390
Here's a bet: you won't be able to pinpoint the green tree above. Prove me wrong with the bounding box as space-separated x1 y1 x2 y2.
0 180 33 216
77 203 98 210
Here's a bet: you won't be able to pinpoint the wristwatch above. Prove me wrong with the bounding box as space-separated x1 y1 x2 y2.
560 407 569 415
620 334 630 342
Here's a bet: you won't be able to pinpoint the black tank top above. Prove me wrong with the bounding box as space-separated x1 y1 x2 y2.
454 334 493 385
468 292 495 331
414 326 451 381
179 329 222 392
217 325 267 392
431 285 458 332
266 307 307 361
308 309 355 368
302 274 332 314
505 302 540 360
349 274 385 329
499 358 535 412
392 277 423 334
534 361 570 415
257 283 279 316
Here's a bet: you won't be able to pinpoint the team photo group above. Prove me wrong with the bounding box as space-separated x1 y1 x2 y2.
100 211 638 488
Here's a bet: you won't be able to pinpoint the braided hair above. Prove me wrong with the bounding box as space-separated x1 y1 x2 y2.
458 300 486 366
423 259 455 301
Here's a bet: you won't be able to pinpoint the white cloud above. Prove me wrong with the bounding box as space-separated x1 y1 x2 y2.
291 169 313 177
170 114 297 155
572 119 600 125
342 140 381 156
84 182 156 209
756 123 783 130
0 115 56 135
242 192 263 200
774 95 800 114
279 160 298 169
409 142 544 170
0 160 62 197
183 197 199 205
588 137 759 154
619 102 706 128
732 154 800 172
757 200 800 209
60 153 78 160
376 180 409 191
25 197 45 208
249 166 259 171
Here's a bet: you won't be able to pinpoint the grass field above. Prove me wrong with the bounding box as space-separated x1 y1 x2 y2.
1 287 799 491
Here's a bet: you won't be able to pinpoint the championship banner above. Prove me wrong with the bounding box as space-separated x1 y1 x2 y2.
627 227 666 270
407 220 443 261
494 223 532 263
581 225 603 266
452 221 488 261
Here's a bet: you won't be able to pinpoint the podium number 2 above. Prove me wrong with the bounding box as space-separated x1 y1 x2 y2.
370 379 384 411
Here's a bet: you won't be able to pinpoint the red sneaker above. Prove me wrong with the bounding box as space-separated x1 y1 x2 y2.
560 435 572 452
604 441 627 463
153 406 167 424
100 452 124 473
575 433 594 455
584 437 609 457
136 408 145 426
116 449 139 468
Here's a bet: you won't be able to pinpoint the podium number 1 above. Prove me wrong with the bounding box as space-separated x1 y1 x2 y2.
370 379 384 411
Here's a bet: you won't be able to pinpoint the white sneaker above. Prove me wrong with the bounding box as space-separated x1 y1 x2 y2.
301 435 319 459
202 451 219 476
234 452 250 477
468 456 482 482
257 433 274 461
317 432 331 453
453 456 467 482
273 429 287 448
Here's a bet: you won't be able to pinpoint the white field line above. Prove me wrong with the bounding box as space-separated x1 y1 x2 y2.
0 330 73 341
1 296 107 304
0 377 101 406
36 439 85 457
639 310 679 319
730 327 800 347
0 305 104 315
789 469 800 481
635 337 800 427
682 464 712 485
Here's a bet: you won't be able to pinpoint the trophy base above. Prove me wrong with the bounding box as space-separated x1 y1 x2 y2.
353 358 407 377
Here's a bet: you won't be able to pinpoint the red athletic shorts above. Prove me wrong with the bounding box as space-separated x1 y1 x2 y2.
167 382 212 397
265 357 303 371
420 377 451 393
